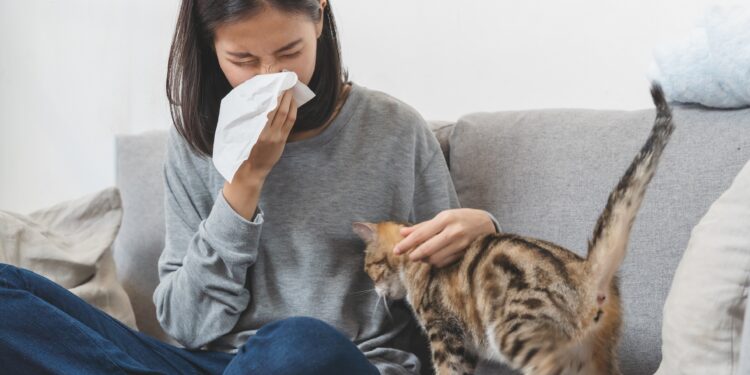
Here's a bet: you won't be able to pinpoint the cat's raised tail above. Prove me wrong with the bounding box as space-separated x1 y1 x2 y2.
586 84 674 304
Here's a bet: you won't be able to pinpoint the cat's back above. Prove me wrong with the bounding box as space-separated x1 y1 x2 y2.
459 233 592 336
463 233 588 290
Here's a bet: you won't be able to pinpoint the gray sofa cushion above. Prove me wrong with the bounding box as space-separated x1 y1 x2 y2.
113 130 173 343
429 120 455 167
450 106 750 374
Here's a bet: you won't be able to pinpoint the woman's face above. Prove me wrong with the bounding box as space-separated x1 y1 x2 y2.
213 3 324 88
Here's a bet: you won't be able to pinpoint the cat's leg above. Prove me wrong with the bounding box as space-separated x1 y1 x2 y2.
587 342 622 375
461 350 478 375
517 338 621 375
491 317 569 374
425 321 471 375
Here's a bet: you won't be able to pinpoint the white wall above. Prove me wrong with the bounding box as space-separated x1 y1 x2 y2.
0 0 179 213
0 0 736 213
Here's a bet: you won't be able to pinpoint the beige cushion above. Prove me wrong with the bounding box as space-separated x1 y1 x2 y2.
0 187 136 329
656 159 750 375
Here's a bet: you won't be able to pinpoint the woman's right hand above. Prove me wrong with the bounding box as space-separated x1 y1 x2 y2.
222 89 297 220
236 89 298 183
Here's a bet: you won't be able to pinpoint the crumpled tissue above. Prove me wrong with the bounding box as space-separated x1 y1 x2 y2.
213 71 315 183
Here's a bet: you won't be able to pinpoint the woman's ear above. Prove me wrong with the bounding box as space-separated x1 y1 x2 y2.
316 1 327 38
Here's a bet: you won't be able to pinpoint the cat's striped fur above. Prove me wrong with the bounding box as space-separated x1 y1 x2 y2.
353 85 674 375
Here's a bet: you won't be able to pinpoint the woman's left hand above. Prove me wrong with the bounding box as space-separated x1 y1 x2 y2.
393 208 496 268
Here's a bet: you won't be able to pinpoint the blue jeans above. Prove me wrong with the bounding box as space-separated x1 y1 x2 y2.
0 263 380 375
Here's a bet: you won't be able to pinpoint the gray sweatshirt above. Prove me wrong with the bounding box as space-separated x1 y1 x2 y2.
153 83 470 374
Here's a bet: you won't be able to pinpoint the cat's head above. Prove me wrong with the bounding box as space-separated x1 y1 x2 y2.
352 221 409 300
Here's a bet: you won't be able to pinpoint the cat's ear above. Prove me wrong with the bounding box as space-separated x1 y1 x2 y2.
352 222 377 243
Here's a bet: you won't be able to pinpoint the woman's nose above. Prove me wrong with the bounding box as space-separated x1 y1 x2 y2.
261 62 283 74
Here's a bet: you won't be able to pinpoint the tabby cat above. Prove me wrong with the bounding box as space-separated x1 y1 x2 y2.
353 85 674 375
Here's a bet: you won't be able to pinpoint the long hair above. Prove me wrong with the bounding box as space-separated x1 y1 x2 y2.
166 0 347 157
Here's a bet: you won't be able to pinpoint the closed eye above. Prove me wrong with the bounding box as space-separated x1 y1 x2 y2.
232 60 259 67
230 48 301 67
281 51 302 59
365 257 387 268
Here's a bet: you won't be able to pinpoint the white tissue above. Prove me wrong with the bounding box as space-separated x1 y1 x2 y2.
213 71 316 183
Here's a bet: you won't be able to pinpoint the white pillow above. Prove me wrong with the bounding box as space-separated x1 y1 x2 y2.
657 159 750 375
0 187 137 329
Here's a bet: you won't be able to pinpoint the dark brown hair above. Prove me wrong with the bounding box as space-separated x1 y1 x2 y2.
166 0 347 157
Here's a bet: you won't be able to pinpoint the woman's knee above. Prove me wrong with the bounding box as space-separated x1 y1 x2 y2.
270 316 342 341
0 263 28 291
235 317 377 375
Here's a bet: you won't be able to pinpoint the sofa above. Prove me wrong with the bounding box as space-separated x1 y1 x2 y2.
113 103 750 374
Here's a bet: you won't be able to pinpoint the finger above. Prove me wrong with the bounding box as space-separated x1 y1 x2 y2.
282 97 298 133
266 105 280 129
393 224 419 254
394 220 442 255
270 90 293 128
426 241 464 265
273 90 294 128
400 225 417 237
408 229 453 261
433 252 463 268
265 92 288 130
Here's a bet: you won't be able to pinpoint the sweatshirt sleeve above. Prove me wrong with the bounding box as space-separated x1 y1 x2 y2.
411 148 461 223
152 129 263 349
411 133 502 232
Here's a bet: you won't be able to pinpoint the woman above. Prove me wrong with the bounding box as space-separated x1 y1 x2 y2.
0 1 498 374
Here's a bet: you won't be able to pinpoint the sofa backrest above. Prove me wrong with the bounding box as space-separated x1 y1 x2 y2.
113 130 172 343
448 106 750 374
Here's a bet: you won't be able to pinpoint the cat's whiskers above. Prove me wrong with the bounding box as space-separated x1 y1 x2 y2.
348 288 376 296
382 295 393 321
372 294 381 318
